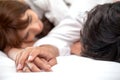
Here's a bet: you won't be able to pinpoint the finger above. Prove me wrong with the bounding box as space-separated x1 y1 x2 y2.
41 58 50 65
48 58 57 66
26 62 41 72
28 46 51 61
15 52 20 67
23 66 31 72
15 50 24 69
28 47 41 61
17 47 33 70
34 57 52 71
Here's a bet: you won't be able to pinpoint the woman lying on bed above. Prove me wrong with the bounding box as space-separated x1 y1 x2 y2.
1 0 120 73
0 0 81 72
0 0 63 72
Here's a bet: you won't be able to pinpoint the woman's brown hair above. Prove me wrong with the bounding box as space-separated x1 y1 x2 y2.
0 1 30 51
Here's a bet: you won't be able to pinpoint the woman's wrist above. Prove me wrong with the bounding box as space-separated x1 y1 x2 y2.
7 48 23 61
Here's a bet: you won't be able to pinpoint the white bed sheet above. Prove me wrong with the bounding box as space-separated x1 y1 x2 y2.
0 51 120 80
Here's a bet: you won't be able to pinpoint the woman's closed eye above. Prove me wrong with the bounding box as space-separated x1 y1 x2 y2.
28 15 32 24
23 32 29 40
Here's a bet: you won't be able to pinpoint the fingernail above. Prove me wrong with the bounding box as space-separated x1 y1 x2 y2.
28 56 33 61
47 65 52 71
47 65 52 70
47 65 51 68
17 64 22 70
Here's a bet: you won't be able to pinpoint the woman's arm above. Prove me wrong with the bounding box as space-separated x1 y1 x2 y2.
7 47 57 72
34 15 82 56
33 0 114 56
6 40 58 72
16 45 58 72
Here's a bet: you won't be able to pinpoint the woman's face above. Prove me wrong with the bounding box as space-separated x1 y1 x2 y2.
19 9 43 42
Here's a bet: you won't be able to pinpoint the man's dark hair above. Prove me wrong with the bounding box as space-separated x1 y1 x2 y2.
81 1 120 62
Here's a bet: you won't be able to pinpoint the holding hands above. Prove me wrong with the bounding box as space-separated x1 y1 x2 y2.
8 45 59 72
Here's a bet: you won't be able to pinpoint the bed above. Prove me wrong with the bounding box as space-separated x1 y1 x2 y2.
0 51 120 80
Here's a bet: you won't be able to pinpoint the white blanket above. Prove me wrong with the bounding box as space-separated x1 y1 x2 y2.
0 51 120 80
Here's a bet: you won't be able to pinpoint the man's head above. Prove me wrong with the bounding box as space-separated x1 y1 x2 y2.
81 1 120 62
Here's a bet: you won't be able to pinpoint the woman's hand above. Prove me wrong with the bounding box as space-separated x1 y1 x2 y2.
16 45 59 72
17 57 52 72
